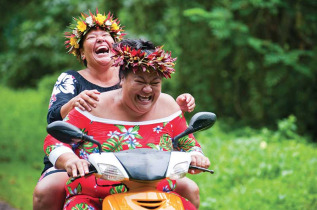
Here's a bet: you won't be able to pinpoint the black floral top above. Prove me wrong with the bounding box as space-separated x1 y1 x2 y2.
47 70 120 124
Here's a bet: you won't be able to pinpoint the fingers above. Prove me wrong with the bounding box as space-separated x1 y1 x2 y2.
184 93 195 112
74 90 100 111
176 93 196 113
190 155 210 174
65 159 90 178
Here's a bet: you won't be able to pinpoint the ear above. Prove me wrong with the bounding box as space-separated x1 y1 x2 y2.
80 48 85 60
120 78 124 86
81 53 85 60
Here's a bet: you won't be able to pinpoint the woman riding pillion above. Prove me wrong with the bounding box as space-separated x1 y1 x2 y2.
33 9 199 210
44 39 211 209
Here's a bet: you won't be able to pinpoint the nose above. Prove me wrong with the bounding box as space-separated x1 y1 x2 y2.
96 36 106 43
142 84 152 93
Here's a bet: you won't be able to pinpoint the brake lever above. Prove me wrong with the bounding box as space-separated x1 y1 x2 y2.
189 166 214 174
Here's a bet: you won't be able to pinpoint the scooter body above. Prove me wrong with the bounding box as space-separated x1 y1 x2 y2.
47 112 216 210
89 149 191 209
103 190 184 209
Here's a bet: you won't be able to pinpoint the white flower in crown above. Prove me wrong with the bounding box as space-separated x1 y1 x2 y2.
117 31 121 35
72 29 79 38
106 20 112 26
85 16 94 27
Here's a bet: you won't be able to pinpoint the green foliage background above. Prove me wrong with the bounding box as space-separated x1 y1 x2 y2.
0 0 317 209
0 85 316 210
0 0 316 140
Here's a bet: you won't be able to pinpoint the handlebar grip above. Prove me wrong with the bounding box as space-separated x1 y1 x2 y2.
189 166 214 174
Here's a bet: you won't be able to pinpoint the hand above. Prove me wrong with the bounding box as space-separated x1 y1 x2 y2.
64 158 90 178
72 89 100 112
189 155 210 174
176 93 195 113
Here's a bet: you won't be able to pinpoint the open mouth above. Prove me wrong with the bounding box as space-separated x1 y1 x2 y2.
137 95 152 102
95 46 110 55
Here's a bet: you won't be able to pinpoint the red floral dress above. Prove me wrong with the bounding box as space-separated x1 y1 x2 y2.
44 108 202 210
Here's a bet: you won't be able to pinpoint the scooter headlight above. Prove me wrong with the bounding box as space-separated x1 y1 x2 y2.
98 164 125 181
169 162 188 180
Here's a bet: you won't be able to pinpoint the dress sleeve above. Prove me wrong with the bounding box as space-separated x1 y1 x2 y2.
172 113 204 155
44 108 91 165
47 71 78 124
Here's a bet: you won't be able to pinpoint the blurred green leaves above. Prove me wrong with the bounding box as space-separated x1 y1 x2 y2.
0 0 316 140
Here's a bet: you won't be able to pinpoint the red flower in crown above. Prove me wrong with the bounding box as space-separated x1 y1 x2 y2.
111 44 177 79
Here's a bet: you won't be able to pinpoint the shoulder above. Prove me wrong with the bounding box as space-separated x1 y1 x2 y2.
90 89 119 115
157 93 180 113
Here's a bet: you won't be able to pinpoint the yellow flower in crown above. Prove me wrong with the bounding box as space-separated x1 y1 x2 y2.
64 8 126 59
95 14 106 25
76 21 87 32
69 36 79 48
111 22 119 31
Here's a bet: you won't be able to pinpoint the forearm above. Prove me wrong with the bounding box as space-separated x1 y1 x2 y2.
60 98 76 119
55 152 80 170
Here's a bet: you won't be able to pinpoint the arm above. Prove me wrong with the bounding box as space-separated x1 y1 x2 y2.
172 113 210 174
44 108 91 177
47 71 100 123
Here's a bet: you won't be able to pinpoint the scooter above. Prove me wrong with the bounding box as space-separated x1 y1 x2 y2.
47 112 216 210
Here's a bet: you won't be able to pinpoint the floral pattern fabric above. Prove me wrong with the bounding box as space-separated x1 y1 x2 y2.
47 70 119 124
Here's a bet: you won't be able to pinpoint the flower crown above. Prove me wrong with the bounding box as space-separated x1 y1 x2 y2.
111 44 177 79
65 9 125 57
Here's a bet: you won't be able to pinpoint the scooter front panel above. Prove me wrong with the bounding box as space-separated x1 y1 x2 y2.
103 191 184 210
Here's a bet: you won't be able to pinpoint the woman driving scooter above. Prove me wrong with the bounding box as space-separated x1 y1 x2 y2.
43 39 211 210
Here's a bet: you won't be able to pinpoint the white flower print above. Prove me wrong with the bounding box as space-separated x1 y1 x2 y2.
120 127 139 140
52 73 75 96
126 139 140 149
107 131 120 139
153 126 163 133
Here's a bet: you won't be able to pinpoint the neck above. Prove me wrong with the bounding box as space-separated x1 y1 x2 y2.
82 65 120 87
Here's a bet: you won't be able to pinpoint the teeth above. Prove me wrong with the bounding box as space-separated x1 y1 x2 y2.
138 95 151 101
96 46 109 54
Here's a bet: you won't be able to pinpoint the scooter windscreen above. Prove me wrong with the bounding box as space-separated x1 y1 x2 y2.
114 148 170 181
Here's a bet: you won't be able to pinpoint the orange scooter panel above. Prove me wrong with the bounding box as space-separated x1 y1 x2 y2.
103 191 184 210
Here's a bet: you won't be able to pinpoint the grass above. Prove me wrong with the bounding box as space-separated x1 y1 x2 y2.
0 85 316 210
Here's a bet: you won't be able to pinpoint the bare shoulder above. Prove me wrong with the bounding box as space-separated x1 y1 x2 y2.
90 89 119 116
157 93 180 113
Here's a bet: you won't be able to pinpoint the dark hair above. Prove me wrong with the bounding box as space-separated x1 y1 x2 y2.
113 39 156 79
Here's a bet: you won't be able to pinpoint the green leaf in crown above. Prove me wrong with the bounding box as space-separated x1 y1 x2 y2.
177 136 195 151
101 136 128 152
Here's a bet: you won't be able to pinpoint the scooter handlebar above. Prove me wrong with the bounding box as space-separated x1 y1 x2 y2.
189 165 214 174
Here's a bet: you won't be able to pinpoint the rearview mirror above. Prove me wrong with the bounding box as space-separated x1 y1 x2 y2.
173 112 216 148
